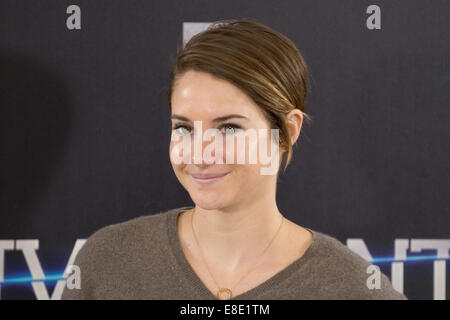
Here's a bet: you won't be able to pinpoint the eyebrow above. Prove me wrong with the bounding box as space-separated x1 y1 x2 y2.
170 114 249 122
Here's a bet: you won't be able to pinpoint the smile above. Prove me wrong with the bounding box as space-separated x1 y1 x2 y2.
191 172 230 186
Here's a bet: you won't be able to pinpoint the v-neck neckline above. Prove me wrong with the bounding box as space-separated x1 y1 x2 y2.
166 206 318 300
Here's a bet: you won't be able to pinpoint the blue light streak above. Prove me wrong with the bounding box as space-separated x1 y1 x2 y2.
0 255 449 285
1 273 65 285
372 255 450 263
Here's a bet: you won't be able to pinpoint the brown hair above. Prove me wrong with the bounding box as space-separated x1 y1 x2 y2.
167 18 313 173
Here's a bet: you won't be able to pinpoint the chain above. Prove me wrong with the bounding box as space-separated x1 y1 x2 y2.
190 208 284 299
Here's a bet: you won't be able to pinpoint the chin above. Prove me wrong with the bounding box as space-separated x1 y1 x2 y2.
177 170 240 210
187 186 234 210
188 192 226 210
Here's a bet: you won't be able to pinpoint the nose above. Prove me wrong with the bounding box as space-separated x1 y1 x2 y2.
190 122 230 167
191 127 216 167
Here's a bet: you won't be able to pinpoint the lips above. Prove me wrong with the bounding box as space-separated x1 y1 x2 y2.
191 172 230 185
191 173 229 179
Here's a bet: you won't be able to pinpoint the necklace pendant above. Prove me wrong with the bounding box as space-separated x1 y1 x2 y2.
217 288 232 300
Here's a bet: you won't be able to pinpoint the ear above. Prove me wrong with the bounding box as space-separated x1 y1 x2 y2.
285 109 304 147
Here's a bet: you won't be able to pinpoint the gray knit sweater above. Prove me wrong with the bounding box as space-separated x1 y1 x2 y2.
61 206 407 300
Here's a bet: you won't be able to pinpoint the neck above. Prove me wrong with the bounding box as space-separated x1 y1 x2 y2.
188 196 285 274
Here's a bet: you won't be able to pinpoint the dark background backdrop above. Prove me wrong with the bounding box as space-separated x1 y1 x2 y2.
1 0 449 299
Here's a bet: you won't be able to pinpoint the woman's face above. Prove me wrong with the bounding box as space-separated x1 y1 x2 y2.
169 70 280 210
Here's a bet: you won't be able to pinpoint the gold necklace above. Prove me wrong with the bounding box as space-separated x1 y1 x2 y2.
190 208 284 300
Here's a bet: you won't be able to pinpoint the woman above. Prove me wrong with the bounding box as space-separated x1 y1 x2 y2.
62 19 407 300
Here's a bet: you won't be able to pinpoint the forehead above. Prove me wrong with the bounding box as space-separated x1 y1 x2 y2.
171 70 258 118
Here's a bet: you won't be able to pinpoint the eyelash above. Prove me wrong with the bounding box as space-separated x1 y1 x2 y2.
172 123 242 135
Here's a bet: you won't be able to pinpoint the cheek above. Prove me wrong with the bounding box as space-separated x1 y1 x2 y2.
219 130 278 173
230 163 264 188
223 136 236 163
221 133 260 165
169 132 191 163
169 141 187 174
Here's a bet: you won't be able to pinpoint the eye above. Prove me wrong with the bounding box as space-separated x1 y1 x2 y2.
219 123 242 135
172 124 192 135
